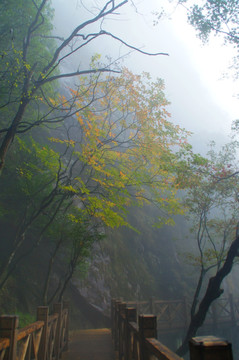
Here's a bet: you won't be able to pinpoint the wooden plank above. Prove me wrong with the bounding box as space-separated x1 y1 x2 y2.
0 338 10 351
17 321 44 341
17 334 30 360
0 348 6 360
31 327 43 358
48 313 58 324
145 338 183 360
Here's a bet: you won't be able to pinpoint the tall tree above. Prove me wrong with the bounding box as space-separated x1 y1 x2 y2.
0 135 65 289
0 68 191 294
51 69 191 228
0 0 168 173
176 141 239 356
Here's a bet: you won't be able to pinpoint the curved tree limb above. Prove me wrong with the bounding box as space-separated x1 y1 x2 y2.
177 225 239 356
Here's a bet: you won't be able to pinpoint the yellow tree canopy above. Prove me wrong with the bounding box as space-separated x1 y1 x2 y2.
51 68 191 229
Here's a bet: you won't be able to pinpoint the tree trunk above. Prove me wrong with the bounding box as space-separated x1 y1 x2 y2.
176 233 239 356
0 98 29 173
42 238 63 305
190 267 205 318
57 268 75 303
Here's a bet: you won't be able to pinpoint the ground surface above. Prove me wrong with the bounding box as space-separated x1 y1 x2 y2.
62 328 114 360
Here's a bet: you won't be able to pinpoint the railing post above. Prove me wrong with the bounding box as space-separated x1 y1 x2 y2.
119 302 127 360
37 306 49 360
183 296 188 328
53 303 62 360
139 314 157 360
114 300 121 351
189 336 233 360
0 315 19 360
229 293 236 325
211 302 218 332
111 298 116 340
0 316 18 360
149 297 155 314
125 307 137 360
63 301 70 351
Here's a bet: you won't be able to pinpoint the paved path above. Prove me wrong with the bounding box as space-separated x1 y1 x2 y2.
62 328 114 360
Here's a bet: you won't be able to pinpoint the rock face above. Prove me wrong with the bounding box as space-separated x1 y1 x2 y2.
0 205 193 330
75 205 193 317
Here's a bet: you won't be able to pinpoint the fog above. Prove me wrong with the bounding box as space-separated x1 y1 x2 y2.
52 0 239 154
2 3 239 357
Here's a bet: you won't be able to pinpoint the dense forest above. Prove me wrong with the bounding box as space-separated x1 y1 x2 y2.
1 0 239 356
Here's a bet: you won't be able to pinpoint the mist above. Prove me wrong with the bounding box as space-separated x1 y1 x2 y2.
1 1 239 358
49 1 239 354
52 0 237 153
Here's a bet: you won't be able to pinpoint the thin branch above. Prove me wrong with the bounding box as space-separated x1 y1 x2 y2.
100 30 169 56
41 0 128 75
39 67 120 84
33 34 65 41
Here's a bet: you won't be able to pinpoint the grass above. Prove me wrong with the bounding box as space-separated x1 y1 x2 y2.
14 311 35 328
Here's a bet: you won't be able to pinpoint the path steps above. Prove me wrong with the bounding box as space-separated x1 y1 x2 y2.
62 328 114 360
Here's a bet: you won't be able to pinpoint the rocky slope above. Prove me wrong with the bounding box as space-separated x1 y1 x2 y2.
75 205 194 317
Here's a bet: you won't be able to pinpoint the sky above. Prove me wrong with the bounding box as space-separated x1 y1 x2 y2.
52 0 239 152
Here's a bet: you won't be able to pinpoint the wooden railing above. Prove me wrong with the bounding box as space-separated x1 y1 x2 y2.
112 299 234 360
125 294 239 332
0 301 69 360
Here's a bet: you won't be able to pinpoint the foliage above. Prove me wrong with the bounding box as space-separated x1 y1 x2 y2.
0 135 59 226
42 207 103 304
0 132 103 303
0 0 55 128
50 69 192 229
0 0 204 316
182 140 239 319
176 140 239 355
0 134 65 289
16 311 35 328
185 140 239 270
185 0 239 43
0 0 167 172
177 0 239 76
0 0 184 299
0 63 195 311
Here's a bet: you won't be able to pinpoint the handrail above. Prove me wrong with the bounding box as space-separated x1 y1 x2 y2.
124 296 239 332
112 298 234 360
0 338 10 352
17 320 44 341
145 338 182 360
0 301 69 360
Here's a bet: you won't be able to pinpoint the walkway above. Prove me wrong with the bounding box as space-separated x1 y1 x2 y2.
62 328 114 360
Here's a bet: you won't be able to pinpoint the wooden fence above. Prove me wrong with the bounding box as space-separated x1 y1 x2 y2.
126 295 239 333
112 299 233 360
0 301 69 360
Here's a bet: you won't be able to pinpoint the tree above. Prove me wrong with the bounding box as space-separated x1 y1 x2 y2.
184 0 239 43
0 67 192 297
1 0 207 311
177 0 239 75
51 69 191 229
0 135 66 290
176 141 239 356
41 209 102 305
0 0 168 173
0 130 105 302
